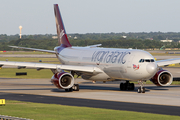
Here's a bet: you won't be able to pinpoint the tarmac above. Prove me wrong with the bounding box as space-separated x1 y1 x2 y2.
0 77 180 116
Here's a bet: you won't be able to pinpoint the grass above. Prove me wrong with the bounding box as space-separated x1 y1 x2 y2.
151 52 180 56
0 68 53 79
0 100 179 120
0 57 59 64
166 64 180 67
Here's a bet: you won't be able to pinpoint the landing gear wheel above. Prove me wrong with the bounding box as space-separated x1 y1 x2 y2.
65 87 73 92
120 81 134 91
128 83 135 90
73 84 79 91
142 87 145 93
137 87 141 93
131 83 135 90
120 83 127 90
76 84 79 91
124 83 127 90
120 83 124 90
69 87 73 92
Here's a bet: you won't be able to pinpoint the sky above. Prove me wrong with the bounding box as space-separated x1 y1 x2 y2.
1 0 180 35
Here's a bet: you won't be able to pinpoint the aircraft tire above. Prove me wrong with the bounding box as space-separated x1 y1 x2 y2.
124 83 127 90
142 87 145 93
69 87 73 92
137 87 141 93
120 83 127 90
131 83 135 90
74 84 79 91
127 83 134 90
76 84 79 91
65 87 73 92
65 89 69 92
120 83 124 90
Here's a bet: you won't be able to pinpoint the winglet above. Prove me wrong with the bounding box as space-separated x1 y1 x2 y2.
54 4 72 47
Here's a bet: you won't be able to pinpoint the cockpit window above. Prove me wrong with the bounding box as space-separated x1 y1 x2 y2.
139 59 144 62
151 59 155 62
145 59 150 62
139 59 155 63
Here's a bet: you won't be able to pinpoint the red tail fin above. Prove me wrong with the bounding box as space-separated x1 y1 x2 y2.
54 4 72 47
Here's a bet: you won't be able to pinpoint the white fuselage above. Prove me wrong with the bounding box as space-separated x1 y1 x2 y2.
55 46 158 82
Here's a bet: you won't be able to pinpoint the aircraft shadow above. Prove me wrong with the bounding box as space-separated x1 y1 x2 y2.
145 85 180 91
1 83 53 86
51 84 180 93
51 85 144 93
1 83 179 93
0 88 52 91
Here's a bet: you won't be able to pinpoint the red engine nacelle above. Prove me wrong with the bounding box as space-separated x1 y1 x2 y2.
150 70 173 86
51 72 74 89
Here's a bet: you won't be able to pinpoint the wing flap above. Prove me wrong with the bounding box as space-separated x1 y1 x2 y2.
156 58 180 66
57 65 102 73
0 61 102 73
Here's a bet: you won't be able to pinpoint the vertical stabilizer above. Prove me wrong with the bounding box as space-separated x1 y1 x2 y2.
54 4 72 47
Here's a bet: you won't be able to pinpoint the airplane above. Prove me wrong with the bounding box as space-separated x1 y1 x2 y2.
0 4 180 93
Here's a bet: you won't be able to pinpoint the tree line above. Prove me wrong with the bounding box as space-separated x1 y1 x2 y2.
1 32 180 42
0 38 169 51
1 32 180 51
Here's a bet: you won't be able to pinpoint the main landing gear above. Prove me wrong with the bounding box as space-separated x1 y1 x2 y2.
65 84 79 92
120 81 135 91
137 80 145 93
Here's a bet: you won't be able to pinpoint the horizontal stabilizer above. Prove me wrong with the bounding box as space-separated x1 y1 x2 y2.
86 44 102 48
9 46 56 54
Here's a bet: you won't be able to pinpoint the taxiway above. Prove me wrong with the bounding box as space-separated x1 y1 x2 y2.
0 77 180 116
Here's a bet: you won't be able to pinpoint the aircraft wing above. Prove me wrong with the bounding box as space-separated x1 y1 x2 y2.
0 61 103 73
9 46 56 54
156 58 180 66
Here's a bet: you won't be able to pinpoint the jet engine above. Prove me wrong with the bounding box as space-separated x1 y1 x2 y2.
51 72 74 89
150 70 173 86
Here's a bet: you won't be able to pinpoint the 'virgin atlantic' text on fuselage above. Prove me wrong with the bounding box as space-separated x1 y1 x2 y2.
91 51 131 64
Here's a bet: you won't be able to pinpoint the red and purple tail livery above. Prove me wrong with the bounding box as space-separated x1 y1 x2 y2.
54 4 72 47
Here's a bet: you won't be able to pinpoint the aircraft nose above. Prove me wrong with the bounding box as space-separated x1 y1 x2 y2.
146 63 157 74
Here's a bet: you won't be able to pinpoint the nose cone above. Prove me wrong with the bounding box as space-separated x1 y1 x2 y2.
146 63 157 74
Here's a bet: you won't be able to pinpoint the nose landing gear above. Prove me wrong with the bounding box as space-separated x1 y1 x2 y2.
137 80 146 93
